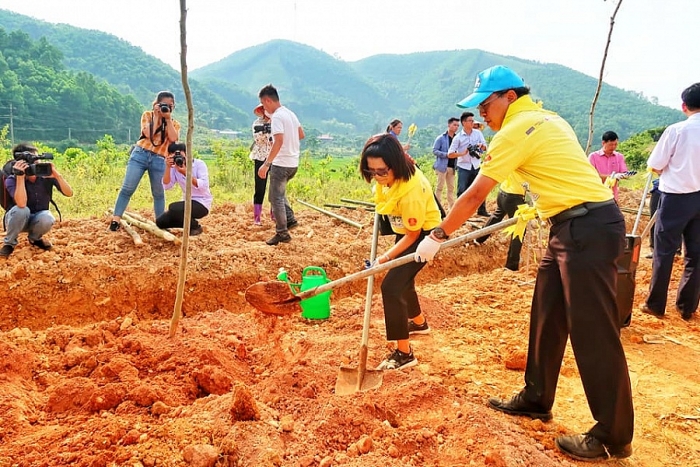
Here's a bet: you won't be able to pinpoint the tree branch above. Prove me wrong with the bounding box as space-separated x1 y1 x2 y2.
586 0 624 154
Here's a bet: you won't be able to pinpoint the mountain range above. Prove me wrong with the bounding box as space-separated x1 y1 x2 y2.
0 9 684 146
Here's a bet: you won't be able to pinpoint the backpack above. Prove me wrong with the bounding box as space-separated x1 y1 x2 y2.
1 160 15 213
1 159 61 230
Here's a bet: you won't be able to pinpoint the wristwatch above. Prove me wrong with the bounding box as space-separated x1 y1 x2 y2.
431 227 449 241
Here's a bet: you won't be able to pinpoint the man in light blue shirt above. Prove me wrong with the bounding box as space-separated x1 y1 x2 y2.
448 111 488 216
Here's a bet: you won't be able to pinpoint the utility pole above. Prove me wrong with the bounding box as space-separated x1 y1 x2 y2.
128 127 131 142
9 103 14 145
68 127 71 140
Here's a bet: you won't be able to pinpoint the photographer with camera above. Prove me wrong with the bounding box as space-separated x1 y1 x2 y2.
448 111 489 216
109 91 180 231
154 143 212 236
249 104 273 225
1 143 73 258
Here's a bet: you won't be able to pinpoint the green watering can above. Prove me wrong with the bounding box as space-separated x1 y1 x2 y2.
277 266 332 320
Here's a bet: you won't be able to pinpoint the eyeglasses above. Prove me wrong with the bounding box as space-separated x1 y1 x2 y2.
363 167 391 177
477 93 505 113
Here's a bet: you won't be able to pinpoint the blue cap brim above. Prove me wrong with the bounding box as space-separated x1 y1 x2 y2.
456 92 491 109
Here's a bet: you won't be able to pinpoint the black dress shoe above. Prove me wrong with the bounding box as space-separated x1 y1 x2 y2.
677 307 694 321
555 433 632 461
266 233 291 245
487 392 552 421
640 303 664 318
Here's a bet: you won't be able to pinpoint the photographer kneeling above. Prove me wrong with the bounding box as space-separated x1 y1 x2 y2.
1 143 73 258
155 143 212 236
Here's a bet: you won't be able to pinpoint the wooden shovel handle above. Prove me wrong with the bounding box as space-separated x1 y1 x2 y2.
295 217 519 300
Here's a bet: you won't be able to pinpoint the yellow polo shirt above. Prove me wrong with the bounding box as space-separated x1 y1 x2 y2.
377 170 442 235
500 174 526 196
479 95 612 219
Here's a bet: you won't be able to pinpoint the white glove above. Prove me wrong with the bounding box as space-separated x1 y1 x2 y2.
613 172 626 180
415 236 442 262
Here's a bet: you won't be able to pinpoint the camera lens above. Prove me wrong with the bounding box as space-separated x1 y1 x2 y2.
159 103 171 113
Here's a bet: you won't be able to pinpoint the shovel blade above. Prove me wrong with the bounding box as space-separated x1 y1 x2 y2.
334 366 383 396
245 281 301 316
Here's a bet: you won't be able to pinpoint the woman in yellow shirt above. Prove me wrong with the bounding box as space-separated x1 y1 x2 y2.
359 133 442 370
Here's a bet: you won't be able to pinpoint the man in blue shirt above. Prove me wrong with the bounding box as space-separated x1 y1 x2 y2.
432 117 460 211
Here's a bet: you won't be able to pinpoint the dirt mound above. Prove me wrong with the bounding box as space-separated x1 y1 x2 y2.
1 197 698 466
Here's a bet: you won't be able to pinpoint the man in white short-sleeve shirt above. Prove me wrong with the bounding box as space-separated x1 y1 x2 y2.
258 84 305 246
642 82 700 321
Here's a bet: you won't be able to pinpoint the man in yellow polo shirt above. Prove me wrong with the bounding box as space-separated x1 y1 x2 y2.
415 66 633 462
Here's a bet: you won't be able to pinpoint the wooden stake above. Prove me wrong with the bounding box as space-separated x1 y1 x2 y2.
120 219 143 246
170 0 196 338
297 199 363 229
122 213 181 244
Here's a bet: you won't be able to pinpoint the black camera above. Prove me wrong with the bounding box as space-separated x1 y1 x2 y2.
158 102 171 113
253 122 271 134
173 151 185 167
467 144 484 159
12 151 54 177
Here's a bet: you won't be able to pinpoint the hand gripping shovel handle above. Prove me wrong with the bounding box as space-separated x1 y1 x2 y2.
295 216 519 301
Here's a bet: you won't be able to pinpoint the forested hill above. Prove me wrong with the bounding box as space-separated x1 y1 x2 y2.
195 41 683 143
0 27 143 144
0 9 685 146
351 50 683 142
0 9 250 133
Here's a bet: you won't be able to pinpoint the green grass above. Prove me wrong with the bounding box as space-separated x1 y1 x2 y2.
8 134 646 221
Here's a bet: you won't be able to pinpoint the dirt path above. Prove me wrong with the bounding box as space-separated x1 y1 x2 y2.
0 192 698 466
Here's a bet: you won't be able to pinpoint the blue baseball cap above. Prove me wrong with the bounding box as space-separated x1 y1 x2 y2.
456 66 525 109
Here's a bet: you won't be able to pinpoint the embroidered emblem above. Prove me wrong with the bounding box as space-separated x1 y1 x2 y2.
408 218 417 227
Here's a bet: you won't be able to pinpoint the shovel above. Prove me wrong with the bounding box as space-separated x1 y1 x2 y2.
335 213 383 396
244 216 519 315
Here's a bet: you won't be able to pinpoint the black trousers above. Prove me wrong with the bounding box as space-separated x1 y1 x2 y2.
155 200 208 230
649 189 660 249
253 159 269 205
523 204 633 445
478 189 526 270
647 190 700 315
381 231 428 341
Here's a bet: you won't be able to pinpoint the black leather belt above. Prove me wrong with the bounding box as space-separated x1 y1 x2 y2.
548 199 616 225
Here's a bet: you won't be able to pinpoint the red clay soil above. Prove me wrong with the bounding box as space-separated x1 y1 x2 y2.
0 189 698 467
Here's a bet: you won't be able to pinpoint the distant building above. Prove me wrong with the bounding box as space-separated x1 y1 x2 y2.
212 129 241 138
318 134 334 142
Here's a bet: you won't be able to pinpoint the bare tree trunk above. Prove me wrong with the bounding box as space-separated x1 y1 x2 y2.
170 0 196 338
585 0 624 154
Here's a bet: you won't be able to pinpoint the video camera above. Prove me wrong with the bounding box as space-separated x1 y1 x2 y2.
253 122 272 134
173 150 185 167
467 144 484 159
12 151 54 177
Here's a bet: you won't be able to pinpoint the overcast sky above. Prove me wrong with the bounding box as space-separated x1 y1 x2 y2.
1 0 697 108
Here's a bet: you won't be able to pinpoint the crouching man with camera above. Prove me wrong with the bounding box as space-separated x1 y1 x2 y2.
155 143 212 236
1 143 73 258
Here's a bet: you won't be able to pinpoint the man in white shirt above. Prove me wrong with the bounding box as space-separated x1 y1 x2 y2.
257 84 305 245
448 111 489 216
642 82 700 321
